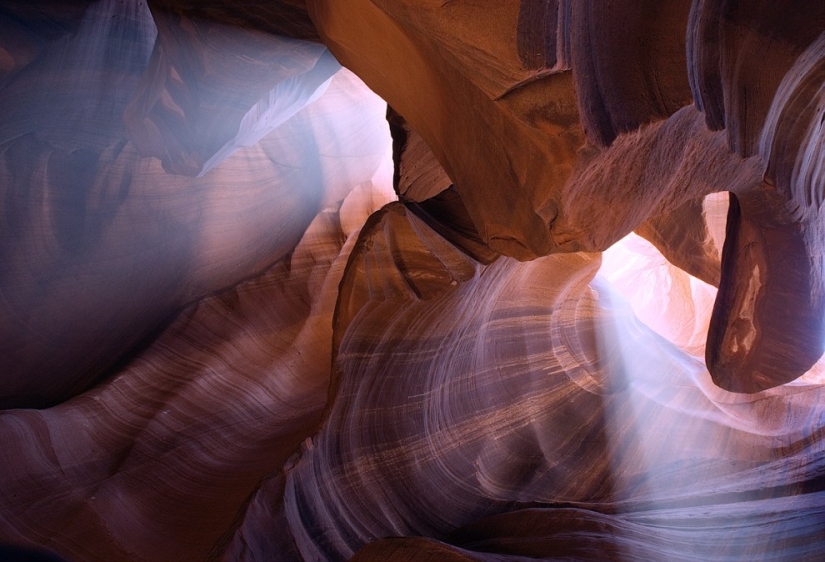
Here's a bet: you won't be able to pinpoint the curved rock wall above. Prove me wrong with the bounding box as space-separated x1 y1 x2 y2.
0 1 824 560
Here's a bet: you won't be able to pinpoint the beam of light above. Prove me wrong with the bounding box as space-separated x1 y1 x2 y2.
0 0 393 409
595 222 825 559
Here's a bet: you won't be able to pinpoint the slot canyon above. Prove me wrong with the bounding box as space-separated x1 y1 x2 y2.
1 1 824 560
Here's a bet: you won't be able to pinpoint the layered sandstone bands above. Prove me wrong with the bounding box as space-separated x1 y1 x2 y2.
0 1 824 561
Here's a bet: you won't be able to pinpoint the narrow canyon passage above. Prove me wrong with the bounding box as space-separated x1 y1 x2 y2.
1 1 823 561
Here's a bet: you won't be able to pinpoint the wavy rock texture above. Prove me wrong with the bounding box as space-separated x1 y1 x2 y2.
0 0 389 409
1 1 825 561
0 177 395 561
0 56 394 559
266 205 825 561
386 107 451 203
307 0 825 391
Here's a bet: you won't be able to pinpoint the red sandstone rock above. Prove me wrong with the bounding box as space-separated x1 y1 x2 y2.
1 1 824 561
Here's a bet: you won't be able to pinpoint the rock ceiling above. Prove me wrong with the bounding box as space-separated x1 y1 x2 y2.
0 0 824 560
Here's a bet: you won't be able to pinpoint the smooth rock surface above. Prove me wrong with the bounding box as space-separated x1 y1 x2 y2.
1 2 824 561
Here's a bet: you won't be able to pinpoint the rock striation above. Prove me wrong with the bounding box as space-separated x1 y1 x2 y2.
0 1 824 561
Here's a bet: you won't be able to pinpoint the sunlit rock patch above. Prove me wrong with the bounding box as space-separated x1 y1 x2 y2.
1 1 824 560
